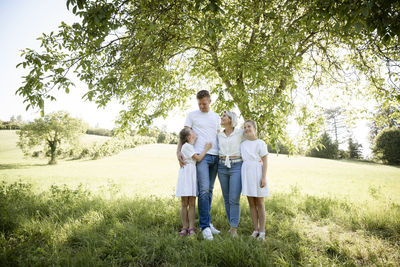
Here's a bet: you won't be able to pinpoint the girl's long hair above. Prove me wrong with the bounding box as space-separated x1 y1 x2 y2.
179 128 191 145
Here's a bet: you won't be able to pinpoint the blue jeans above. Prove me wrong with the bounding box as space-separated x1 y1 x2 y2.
218 160 242 228
196 154 219 230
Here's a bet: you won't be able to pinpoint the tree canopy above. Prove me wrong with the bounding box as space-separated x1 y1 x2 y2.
18 111 87 164
17 0 399 148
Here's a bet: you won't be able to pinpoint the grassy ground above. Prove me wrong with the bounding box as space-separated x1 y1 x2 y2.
0 130 399 266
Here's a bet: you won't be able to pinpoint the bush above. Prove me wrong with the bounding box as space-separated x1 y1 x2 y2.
157 132 167 143
307 132 338 159
32 151 41 158
268 143 289 154
373 127 400 165
86 128 113 137
132 135 157 145
337 149 349 159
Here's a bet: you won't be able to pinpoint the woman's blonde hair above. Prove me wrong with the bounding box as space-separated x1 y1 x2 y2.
224 111 238 127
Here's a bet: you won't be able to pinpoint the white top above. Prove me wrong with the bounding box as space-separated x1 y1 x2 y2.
181 143 196 164
218 127 245 168
176 143 197 197
240 139 268 162
241 139 269 197
184 110 221 155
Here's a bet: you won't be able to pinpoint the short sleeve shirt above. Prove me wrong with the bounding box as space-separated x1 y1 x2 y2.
240 139 268 162
184 110 221 155
181 143 196 164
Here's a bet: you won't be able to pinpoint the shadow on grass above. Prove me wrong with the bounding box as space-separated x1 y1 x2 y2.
339 159 400 168
0 163 48 170
0 182 398 266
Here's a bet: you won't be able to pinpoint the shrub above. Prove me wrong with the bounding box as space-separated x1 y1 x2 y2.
132 135 157 145
32 151 41 157
86 128 113 137
307 132 338 159
268 143 289 154
157 132 167 143
337 149 349 159
373 127 400 165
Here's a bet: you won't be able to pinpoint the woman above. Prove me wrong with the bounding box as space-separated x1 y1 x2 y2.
217 111 245 237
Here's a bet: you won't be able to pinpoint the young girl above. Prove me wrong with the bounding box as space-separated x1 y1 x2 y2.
176 127 212 236
240 120 269 240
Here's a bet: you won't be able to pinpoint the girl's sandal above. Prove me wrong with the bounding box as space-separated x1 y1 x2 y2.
187 228 196 237
179 228 188 236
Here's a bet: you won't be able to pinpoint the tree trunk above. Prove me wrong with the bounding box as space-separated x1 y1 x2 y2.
48 141 57 165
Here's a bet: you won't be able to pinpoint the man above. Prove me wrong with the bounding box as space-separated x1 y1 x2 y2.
177 90 221 240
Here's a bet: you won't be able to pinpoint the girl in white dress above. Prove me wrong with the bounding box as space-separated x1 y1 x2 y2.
176 127 212 236
241 120 269 240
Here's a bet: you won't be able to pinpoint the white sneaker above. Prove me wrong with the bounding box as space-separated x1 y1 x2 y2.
209 223 220 235
251 231 259 238
257 232 265 240
202 227 213 240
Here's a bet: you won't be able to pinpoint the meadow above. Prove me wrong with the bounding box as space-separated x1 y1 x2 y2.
0 130 399 266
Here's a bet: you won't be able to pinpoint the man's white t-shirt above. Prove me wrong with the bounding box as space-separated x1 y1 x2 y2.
184 110 221 155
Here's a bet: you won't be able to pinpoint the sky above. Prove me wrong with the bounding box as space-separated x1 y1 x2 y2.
0 0 373 156
0 0 188 131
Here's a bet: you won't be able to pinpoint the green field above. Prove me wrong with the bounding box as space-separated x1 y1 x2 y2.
1 130 399 266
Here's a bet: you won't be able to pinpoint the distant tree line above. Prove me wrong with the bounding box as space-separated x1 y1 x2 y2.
305 105 400 165
9 106 399 165
0 116 25 130
306 133 363 160
86 126 178 144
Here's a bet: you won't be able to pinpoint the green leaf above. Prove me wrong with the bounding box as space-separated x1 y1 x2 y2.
354 22 364 32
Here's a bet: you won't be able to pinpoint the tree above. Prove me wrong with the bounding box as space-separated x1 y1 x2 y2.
368 104 400 145
16 0 399 146
324 107 349 144
307 132 339 159
372 127 400 165
18 111 87 164
348 137 362 159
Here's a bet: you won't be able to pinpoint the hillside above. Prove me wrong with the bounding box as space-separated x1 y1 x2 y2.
1 130 399 204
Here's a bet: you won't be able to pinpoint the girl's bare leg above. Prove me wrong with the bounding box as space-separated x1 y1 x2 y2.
181 197 189 229
256 197 266 233
188 196 196 229
247 196 259 232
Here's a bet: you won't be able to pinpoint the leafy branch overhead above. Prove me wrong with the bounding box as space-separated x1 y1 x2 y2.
17 0 399 146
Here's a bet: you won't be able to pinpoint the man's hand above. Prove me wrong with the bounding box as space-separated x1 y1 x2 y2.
177 152 185 168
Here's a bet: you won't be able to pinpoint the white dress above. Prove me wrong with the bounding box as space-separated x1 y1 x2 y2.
241 139 269 197
176 143 197 197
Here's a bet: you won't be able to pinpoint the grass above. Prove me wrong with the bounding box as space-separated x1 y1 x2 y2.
0 130 399 266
